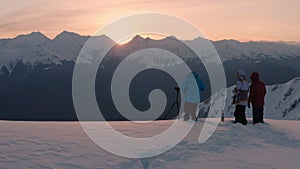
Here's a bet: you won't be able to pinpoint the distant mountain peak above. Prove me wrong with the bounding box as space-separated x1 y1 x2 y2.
54 31 83 41
16 31 49 43
55 31 71 38
16 31 46 38
131 34 145 42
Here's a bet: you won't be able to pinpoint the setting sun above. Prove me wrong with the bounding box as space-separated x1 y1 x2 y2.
117 33 168 44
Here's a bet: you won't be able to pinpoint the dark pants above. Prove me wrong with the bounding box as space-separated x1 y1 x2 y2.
234 105 247 125
253 106 264 124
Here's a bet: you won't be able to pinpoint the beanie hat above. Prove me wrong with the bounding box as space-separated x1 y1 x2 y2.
238 70 246 76
250 72 260 82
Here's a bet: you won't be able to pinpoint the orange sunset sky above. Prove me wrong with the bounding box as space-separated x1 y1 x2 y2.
0 0 299 42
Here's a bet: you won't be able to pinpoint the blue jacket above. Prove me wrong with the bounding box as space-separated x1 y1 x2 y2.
181 72 205 103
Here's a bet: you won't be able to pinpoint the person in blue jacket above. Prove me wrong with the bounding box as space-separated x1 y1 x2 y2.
181 72 205 121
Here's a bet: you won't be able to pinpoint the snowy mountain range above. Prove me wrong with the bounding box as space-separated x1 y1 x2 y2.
1 31 300 120
198 77 300 120
0 31 113 73
212 39 300 61
1 31 300 74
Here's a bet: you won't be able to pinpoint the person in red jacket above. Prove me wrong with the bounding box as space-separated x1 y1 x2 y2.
248 72 266 124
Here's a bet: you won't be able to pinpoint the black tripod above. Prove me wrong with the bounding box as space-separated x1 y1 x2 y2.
164 87 180 120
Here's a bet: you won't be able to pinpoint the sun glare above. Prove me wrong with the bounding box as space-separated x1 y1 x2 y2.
117 33 168 45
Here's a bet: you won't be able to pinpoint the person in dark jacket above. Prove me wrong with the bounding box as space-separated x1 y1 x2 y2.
248 72 266 124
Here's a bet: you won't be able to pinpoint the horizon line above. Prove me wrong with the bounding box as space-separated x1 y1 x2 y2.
1 30 300 44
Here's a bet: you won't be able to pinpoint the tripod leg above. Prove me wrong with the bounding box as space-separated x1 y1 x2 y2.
175 102 180 120
165 101 176 119
195 105 199 121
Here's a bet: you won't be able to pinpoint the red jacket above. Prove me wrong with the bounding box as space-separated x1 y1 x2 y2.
248 72 266 107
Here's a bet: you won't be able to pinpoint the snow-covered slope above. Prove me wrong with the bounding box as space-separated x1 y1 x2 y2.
0 32 59 73
185 37 300 62
0 120 299 169
267 77 300 119
212 39 300 62
199 77 300 120
0 31 114 73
